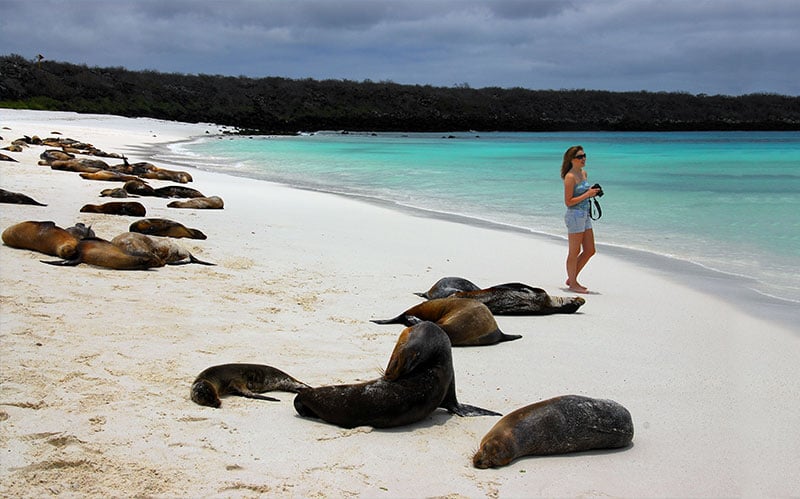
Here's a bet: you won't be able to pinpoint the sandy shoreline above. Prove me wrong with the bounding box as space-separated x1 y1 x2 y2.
1 109 799 497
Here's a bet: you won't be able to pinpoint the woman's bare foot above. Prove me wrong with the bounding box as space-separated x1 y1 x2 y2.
568 283 589 294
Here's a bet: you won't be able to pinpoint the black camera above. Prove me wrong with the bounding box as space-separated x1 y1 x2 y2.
591 183 604 197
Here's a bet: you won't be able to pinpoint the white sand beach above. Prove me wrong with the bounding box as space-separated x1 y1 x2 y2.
1 109 798 498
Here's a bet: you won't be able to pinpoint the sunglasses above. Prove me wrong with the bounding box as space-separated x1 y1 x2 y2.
574 154 587 160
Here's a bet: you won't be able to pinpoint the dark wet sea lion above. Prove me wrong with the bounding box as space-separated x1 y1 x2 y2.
111 232 215 265
415 276 481 299
294 321 501 428
2 221 78 258
42 237 165 270
371 297 521 346
100 187 134 198
129 218 207 240
191 363 311 408
472 395 634 469
80 201 146 217
154 186 205 198
64 223 95 240
167 196 224 209
417 278 585 315
122 179 155 196
0 152 18 162
0 188 47 206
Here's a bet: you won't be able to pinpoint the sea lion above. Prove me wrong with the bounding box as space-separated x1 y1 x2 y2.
129 218 207 240
294 321 501 428
167 196 224 209
416 278 585 315
49 158 108 173
371 297 521 346
38 149 74 164
191 363 311 408
2 221 78 258
0 152 18 162
41 237 165 270
79 171 139 182
80 201 146 217
64 223 95 240
473 395 634 469
100 187 134 198
153 186 205 198
0 188 46 206
122 179 155 196
111 232 215 265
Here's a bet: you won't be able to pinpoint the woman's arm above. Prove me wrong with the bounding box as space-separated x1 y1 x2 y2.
563 173 599 207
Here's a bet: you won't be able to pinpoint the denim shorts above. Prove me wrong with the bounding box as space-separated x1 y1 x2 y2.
565 208 592 234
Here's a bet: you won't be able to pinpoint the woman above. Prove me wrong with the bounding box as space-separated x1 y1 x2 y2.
561 145 601 294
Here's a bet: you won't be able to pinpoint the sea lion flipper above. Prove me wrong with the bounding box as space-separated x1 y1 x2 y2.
40 258 80 266
450 403 502 418
370 314 413 326
188 254 216 266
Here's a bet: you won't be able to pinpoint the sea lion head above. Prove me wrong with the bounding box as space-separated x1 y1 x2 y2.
190 379 221 408
473 428 517 469
383 321 450 381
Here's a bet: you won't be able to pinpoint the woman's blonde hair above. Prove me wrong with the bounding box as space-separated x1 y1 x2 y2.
560 145 584 178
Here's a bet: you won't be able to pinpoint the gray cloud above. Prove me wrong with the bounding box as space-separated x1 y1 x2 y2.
1 0 797 95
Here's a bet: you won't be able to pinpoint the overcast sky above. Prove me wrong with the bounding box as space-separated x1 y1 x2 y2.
1 0 797 96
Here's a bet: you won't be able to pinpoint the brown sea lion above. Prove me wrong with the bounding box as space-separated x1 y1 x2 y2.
41 237 165 270
416 277 585 315
140 169 193 183
167 196 224 209
473 395 634 469
38 149 74 164
111 232 214 265
294 321 501 428
80 201 146 217
100 187 134 198
79 171 139 182
50 158 108 173
129 218 207 240
2 221 78 258
371 297 521 346
154 186 205 198
0 152 18 162
191 364 311 408
0 188 47 206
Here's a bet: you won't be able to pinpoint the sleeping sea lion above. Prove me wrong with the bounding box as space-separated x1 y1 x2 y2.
111 232 214 265
129 218 207 240
154 186 205 198
0 188 46 206
191 363 311 408
41 237 165 270
80 201 146 217
2 221 78 258
371 297 521 346
79 171 139 182
167 196 224 209
294 321 501 428
416 277 585 315
473 395 634 469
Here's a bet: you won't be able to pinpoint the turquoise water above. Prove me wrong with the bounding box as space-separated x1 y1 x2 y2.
162 131 800 304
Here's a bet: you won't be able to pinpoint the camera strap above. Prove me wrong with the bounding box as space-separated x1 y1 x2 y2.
590 198 602 220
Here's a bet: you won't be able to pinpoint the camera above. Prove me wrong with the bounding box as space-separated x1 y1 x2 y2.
591 183 604 197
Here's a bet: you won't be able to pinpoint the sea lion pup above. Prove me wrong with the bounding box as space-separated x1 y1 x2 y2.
111 232 215 266
472 395 634 469
416 278 585 315
167 196 224 209
80 201 147 217
191 364 311 408
2 221 78 258
0 188 47 206
41 237 165 270
371 297 521 346
294 321 501 428
129 218 207 240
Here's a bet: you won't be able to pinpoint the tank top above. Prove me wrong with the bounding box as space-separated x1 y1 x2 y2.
569 178 591 211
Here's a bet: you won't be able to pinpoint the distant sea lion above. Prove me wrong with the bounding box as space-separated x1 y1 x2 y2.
129 218 207 240
0 188 47 206
167 196 224 209
416 277 585 315
100 187 134 198
38 149 74 164
49 158 108 173
79 171 139 182
294 321 501 428
41 237 165 270
191 363 311 408
371 297 521 346
80 201 146 217
0 152 18 162
2 221 78 258
473 395 634 468
111 232 215 265
153 186 205 198
122 179 155 196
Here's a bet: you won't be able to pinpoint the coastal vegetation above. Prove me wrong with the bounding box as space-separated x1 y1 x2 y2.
1 53 798 133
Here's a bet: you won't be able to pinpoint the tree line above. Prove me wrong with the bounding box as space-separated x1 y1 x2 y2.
1 54 798 133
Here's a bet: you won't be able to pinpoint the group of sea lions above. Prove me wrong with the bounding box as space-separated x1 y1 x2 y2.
190 276 633 468
1 132 218 269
